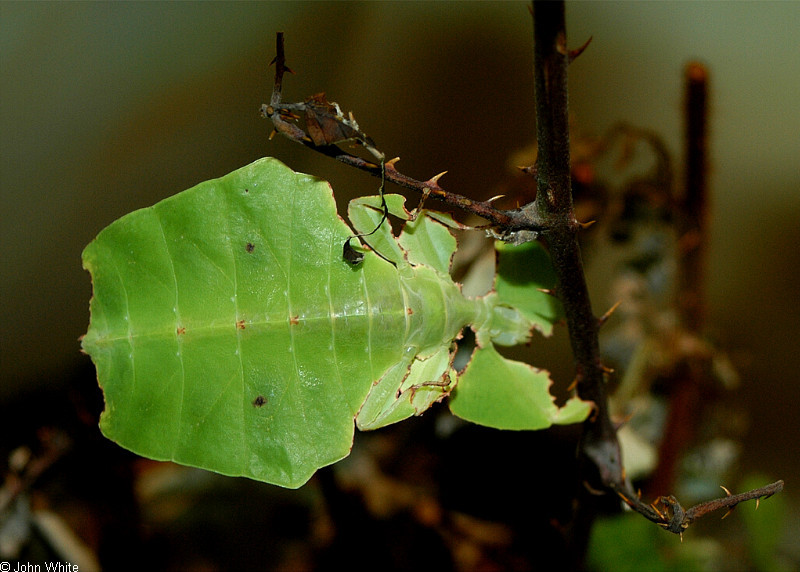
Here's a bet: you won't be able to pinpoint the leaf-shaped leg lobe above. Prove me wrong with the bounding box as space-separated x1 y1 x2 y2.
356 345 455 430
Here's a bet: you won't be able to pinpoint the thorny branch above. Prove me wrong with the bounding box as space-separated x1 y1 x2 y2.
529 0 622 488
261 4 783 541
527 3 624 560
614 480 785 538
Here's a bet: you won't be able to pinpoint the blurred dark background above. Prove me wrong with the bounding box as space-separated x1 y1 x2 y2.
2 1 799 568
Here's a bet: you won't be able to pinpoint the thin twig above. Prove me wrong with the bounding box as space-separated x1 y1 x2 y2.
614 480 784 537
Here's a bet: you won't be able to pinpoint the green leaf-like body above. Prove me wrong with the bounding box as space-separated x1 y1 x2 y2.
84 158 411 487
449 345 591 429
494 241 564 336
82 158 588 488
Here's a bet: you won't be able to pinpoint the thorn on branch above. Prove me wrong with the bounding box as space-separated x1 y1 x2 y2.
268 55 294 75
427 171 448 186
568 36 593 63
598 300 621 327
566 376 579 392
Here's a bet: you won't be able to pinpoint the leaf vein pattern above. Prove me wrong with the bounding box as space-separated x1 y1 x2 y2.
437 272 452 349
154 211 186 455
285 176 309 461
221 193 247 470
256 219 288 283
360 263 376 391
325 232 346 411
182 240 236 290
111 246 135 394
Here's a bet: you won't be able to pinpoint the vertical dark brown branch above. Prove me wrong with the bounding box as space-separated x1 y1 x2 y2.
270 32 289 107
529 1 622 488
679 62 709 332
529 3 624 562
532 2 572 218
646 63 711 496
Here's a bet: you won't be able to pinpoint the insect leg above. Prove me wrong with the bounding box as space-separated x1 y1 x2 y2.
343 155 390 265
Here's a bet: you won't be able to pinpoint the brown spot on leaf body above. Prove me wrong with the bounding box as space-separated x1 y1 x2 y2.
176 327 186 335
289 315 300 325
236 320 246 330
252 396 267 407
246 242 255 253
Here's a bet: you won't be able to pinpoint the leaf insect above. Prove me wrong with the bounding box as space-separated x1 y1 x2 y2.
261 34 387 265
81 155 592 489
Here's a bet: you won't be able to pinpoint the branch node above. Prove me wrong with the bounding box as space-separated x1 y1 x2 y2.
555 31 568 56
